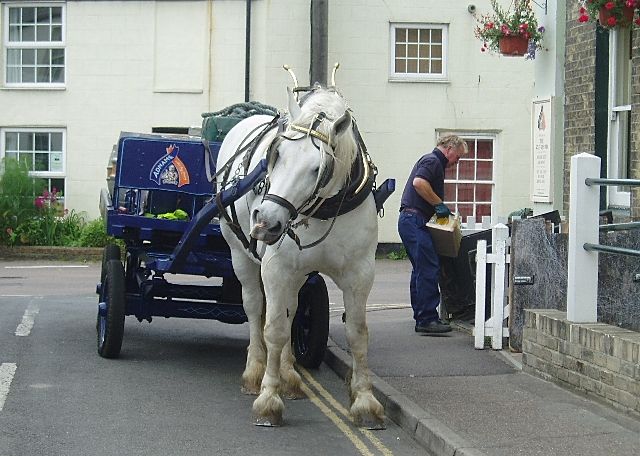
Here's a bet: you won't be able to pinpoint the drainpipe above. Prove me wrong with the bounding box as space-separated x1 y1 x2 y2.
310 0 328 86
245 0 251 102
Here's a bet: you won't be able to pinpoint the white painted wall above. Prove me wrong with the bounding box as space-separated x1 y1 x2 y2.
0 0 536 243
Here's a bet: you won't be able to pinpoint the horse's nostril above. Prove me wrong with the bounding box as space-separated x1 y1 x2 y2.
268 221 282 233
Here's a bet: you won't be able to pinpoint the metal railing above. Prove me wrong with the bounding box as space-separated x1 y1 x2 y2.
567 154 640 323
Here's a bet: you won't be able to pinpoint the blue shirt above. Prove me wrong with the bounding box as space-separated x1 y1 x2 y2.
400 148 448 220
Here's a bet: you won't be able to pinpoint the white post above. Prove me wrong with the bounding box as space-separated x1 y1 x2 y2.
491 224 509 349
474 240 487 349
567 153 600 322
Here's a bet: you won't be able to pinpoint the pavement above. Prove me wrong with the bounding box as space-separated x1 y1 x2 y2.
324 259 640 456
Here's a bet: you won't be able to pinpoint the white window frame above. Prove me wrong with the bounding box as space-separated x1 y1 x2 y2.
3 1 66 88
607 27 631 208
389 22 448 82
0 127 67 201
442 133 496 223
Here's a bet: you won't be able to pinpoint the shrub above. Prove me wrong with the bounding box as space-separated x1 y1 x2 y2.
0 158 43 245
77 217 116 248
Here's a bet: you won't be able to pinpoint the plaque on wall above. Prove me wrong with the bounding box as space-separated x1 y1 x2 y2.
531 97 553 203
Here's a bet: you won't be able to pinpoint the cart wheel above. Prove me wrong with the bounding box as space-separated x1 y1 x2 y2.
97 259 126 358
100 244 121 283
292 274 329 368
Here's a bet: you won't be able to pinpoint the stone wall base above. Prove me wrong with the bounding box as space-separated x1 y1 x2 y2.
523 309 640 416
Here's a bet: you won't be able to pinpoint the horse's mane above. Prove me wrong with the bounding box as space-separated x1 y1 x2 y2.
287 88 358 198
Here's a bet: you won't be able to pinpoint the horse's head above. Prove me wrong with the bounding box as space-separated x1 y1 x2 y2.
250 87 358 245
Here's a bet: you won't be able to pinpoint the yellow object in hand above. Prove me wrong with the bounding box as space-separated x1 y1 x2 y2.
435 216 450 225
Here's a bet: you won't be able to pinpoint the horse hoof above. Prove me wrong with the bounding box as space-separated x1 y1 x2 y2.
253 415 283 427
282 388 306 400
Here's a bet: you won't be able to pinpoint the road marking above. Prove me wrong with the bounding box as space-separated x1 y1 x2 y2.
300 367 393 456
300 382 375 456
0 363 17 411
15 303 39 336
4 265 89 269
1 295 32 298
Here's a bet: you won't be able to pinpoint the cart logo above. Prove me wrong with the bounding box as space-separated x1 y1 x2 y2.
149 144 190 187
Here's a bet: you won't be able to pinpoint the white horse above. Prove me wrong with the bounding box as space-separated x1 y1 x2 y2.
215 86 384 427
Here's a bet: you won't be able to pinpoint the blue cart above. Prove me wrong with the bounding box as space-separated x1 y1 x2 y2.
96 132 330 367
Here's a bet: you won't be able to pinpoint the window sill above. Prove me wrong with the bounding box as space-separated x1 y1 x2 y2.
388 77 449 84
2 85 66 91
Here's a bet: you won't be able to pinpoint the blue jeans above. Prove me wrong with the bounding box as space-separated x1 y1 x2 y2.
398 211 440 326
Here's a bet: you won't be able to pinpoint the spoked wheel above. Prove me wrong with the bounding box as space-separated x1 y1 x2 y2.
292 274 330 368
97 259 126 358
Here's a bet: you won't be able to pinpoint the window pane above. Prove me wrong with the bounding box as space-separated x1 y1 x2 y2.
36 25 50 41
7 49 20 65
37 49 50 64
458 183 474 202
9 7 20 23
476 204 491 219
51 7 62 24
22 67 35 83
19 132 33 150
50 153 63 172
5 152 18 162
6 132 19 151
23 49 35 64
36 67 50 83
418 30 429 43
466 140 476 159
51 178 65 195
407 44 418 58
7 67 20 83
395 59 406 73
51 133 63 151
35 153 49 171
51 67 64 83
457 203 473 219
407 59 417 73
419 44 430 59
51 25 62 41
22 8 36 23
477 140 493 159
432 45 442 58
9 25 20 41
22 25 36 41
432 29 442 42
395 44 406 58
35 133 49 151
19 153 34 170
431 60 442 74
395 28 406 42
407 29 418 42
476 161 493 180
444 183 456 201
37 7 51 24
458 160 475 180
476 184 493 202
418 60 428 73
51 49 64 64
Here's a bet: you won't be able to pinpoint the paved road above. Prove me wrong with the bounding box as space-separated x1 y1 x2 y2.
0 260 425 456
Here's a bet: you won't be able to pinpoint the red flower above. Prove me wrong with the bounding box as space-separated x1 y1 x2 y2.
485 22 494 29
578 14 590 22
635 17 640 25
34 196 45 209
519 23 529 30
604 1 615 9
607 16 617 26
500 24 510 35
579 7 586 13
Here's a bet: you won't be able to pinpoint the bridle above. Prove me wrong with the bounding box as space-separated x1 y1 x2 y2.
263 111 336 223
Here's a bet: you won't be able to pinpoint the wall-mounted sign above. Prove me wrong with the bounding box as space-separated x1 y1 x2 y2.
532 97 553 203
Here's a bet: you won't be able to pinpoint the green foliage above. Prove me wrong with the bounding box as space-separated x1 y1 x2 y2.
387 247 408 260
76 217 115 248
0 158 44 245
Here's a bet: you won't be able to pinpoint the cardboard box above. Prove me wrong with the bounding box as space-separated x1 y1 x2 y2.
426 215 462 258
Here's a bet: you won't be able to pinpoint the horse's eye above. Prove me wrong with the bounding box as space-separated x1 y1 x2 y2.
313 166 320 175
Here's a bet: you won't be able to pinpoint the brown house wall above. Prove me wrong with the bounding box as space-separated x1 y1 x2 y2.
564 0 640 219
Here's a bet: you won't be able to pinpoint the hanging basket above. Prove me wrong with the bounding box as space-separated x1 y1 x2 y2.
598 5 635 27
498 35 529 56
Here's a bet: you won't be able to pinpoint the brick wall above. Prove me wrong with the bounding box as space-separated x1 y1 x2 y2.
523 310 640 416
563 0 597 216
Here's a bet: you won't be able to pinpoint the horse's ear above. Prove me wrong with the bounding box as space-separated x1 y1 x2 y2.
330 111 352 145
287 87 301 120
